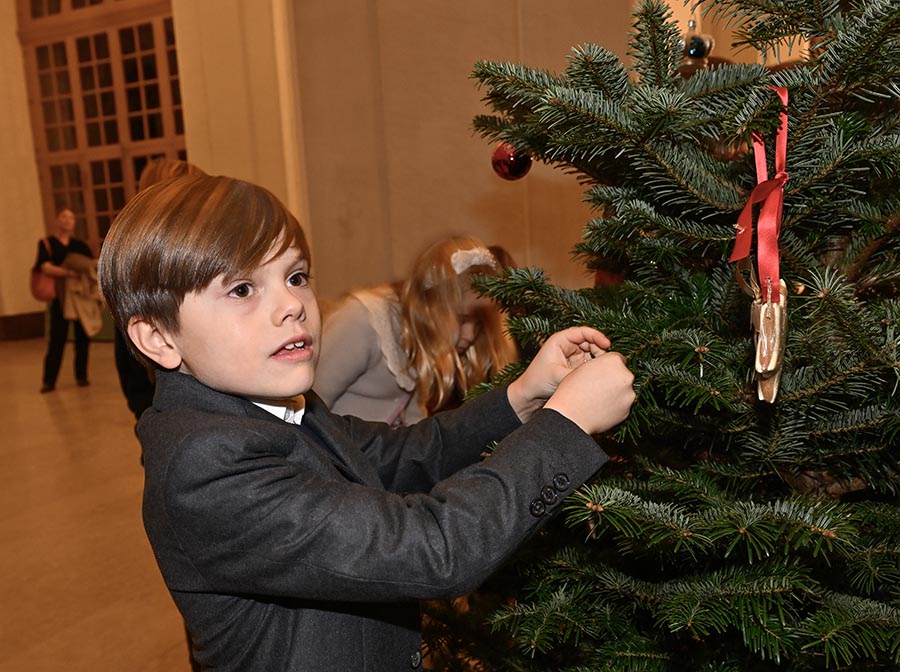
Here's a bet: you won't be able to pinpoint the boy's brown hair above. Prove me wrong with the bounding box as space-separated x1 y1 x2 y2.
99 175 311 362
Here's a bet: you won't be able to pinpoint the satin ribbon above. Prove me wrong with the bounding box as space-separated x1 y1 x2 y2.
729 86 789 302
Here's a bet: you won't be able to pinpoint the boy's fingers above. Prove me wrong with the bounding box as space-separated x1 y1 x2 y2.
555 326 611 355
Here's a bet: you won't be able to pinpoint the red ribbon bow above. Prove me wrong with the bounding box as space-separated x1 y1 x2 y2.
729 86 789 302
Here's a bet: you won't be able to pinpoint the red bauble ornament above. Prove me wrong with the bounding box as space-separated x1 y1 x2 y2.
491 142 532 180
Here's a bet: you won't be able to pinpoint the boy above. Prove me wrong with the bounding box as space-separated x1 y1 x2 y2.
98 175 635 672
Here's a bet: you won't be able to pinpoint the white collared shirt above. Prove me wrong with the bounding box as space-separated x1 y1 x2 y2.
253 396 306 425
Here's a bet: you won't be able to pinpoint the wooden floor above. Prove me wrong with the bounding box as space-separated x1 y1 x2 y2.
0 338 191 672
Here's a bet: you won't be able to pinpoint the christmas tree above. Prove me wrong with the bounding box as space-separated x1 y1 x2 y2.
443 0 900 669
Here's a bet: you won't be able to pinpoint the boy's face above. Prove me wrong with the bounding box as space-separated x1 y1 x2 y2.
163 244 320 403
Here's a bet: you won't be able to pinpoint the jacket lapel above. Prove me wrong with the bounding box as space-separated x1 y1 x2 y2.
298 410 384 488
153 371 384 488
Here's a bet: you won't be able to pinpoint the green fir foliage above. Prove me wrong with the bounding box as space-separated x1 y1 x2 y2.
456 0 900 669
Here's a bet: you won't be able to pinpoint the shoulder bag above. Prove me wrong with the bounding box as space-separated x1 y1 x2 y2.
30 238 57 302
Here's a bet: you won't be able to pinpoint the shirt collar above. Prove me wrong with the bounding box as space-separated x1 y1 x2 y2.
252 396 306 425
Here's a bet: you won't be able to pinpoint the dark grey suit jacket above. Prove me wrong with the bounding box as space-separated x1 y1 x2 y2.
139 370 608 671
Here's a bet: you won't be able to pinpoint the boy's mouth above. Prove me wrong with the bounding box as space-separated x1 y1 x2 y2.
273 336 311 355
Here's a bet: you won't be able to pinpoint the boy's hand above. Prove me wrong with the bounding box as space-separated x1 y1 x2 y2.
507 326 614 423
544 351 634 435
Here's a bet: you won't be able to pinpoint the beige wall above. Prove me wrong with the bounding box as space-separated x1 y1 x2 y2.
174 0 636 303
0 2 50 319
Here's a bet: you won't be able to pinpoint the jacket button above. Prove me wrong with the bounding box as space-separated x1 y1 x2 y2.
529 499 546 517
552 472 570 491
541 486 558 505
410 650 422 668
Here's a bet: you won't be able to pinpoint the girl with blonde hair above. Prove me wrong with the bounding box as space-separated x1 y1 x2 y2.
314 235 517 425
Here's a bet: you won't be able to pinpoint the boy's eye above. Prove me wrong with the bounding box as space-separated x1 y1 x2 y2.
229 283 253 298
288 271 310 287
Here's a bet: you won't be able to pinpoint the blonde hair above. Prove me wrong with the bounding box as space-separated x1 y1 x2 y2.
99 175 311 364
138 157 205 192
399 235 517 414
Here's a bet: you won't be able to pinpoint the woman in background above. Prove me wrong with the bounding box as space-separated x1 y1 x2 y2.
314 235 517 426
34 207 94 393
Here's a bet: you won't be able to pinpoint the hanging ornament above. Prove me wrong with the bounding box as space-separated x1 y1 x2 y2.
730 87 790 403
677 19 715 78
684 19 714 60
737 262 788 401
491 142 532 180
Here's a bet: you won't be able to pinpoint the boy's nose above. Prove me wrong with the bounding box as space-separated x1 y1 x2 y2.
273 286 306 324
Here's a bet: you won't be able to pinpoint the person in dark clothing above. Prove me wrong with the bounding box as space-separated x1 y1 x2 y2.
34 207 93 393
97 175 635 672
114 158 206 422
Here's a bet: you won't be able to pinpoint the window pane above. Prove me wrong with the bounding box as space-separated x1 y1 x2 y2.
87 123 101 146
42 101 57 124
132 156 148 182
123 57 138 83
98 62 112 87
59 99 74 122
51 166 65 188
101 91 116 115
39 74 54 97
104 120 119 144
63 126 77 149
119 27 135 55
109 160 123 183
148 112 163 138
67 164 82 186
145 84 160 109
91 161 105 184
112 187 126 209
46 128 60 151
83 94 98 118
138 23 154 50
126 87 141 112
76 37 91 63
129 116 144 141
37 46 50 70
98 215 111 238
164 18 175 46
56 72 70 95
52 42 67 66
95 34 109 59
141 55 157 80
80 66 95 90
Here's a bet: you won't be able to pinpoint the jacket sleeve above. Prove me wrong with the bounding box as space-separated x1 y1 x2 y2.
145 404 608 605
321 386 522 492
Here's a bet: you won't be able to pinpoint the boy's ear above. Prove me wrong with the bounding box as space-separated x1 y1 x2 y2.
127 318 183 370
